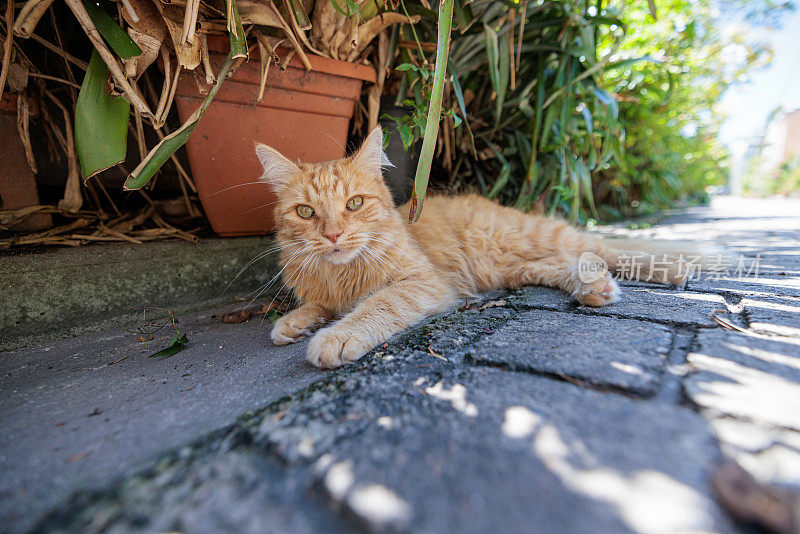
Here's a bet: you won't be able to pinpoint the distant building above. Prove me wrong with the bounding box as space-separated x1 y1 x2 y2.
762 109 800 167
729 109 800 195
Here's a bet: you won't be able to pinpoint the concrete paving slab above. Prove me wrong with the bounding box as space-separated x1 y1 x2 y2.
39 361 734 534
682 330 800 490
687 274 800 299
469 309 672 395
683 330 800 431
36 448 356 534
0 237 279 352
251 364 733 533
0 303 328 533
504 286 573 311
579 287 726 327
741 295 800 338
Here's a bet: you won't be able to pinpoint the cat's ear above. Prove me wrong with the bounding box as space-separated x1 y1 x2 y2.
254 143 300 184
352 126 393 177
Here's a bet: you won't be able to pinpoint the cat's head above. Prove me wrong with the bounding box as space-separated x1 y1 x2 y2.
255 126 397 265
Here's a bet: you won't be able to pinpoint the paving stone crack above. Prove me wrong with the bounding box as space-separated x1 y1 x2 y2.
463 355 647 399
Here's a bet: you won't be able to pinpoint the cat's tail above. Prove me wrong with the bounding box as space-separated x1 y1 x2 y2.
592 236 734 285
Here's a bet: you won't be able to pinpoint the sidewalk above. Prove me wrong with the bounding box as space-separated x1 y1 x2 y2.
2 196 799 533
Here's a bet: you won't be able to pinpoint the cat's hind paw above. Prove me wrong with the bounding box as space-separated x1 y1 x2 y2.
575 271 621 307
306 327 368 368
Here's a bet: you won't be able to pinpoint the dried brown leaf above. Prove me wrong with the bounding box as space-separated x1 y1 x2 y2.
220 309 251 323
479 299 506 310
712 461 800 534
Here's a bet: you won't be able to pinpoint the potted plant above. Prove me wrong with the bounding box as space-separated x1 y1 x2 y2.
6 0 420 235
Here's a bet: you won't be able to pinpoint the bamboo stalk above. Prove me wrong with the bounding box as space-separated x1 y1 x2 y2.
120 0 139 23
98 223 143 244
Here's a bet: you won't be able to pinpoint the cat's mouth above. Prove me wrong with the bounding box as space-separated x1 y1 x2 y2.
325 247 359 264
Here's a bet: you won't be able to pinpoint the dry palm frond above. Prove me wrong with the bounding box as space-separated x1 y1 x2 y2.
1 205 202 249
44 92 82 212
0 0 15 103
12 0 54 38
16 94 37 173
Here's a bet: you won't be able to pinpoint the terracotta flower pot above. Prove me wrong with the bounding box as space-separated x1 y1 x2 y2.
174 38 376 236
0 93 52 232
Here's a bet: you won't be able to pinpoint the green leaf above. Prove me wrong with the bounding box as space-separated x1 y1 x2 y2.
539 104 559 149
593 87 619 119
124 52 235 190
332 0 362 16
409 0 454 222
487 163 511 199
398 124 413 150
453 0 474 31
287 0 311 29
403 3 439 21
82 0 141 59
148 334 189 358
578 103 593 134
75 50 130 181
483 23 509 130
484 23 499 98
448 61 476 157
604 55 662 70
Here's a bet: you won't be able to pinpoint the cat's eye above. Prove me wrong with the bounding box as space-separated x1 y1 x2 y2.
346 196 364 211
296 205 315 219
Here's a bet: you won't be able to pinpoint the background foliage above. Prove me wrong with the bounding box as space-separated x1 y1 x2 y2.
391 0 782 223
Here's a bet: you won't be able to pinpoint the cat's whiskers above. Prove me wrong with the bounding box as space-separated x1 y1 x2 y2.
262 250 320 324
241 200 282 214
243 243 313 303
223 239 305 294
360 236 409 275
365 233 424 267
201 181 270 199
360 244 400 282
353 234 403 278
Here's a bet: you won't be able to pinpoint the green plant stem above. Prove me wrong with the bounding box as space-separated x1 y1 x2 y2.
123 52 234 190
408 0 454 222
399 0 426 59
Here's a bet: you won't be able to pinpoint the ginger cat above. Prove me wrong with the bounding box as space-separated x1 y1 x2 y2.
256 127 689 368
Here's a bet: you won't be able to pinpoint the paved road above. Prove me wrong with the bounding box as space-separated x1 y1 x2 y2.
2 196 798 533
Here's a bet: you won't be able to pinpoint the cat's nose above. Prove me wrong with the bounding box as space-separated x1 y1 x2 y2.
324 232 342 244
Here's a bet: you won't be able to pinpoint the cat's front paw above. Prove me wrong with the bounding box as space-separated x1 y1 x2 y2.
271 315 310 345
306 327 370 368
575 271 621 307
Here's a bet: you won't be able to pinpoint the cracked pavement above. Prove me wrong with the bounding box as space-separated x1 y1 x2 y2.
2 196 799 533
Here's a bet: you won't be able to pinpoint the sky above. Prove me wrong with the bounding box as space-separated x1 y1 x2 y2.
717 8 800 149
